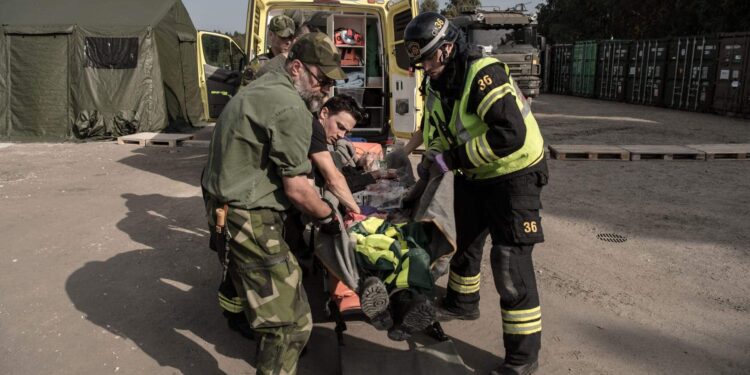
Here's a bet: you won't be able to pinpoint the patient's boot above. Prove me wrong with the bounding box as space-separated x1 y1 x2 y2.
399 291 435 334
387 290 435 341
360 277 392 330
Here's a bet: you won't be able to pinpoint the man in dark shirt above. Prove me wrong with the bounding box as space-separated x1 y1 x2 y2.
307 95 366 213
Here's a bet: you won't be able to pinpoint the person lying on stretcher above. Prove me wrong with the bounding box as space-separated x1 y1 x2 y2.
317 146 453 342
349 215 439 341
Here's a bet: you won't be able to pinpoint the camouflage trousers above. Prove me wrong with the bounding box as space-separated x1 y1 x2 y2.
225 207 312 375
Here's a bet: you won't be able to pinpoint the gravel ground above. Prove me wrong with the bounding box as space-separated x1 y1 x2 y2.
0 94 748 374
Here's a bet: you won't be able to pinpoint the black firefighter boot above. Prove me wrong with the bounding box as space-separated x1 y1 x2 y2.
434 301 480 321
490 361 539 375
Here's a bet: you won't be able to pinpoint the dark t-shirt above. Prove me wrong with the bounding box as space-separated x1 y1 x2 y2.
309 117 328 155
308 116 375 193
308 117 328 187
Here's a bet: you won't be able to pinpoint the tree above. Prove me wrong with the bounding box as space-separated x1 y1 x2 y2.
229 31 245 50
420 0 439 13
536 0 750 44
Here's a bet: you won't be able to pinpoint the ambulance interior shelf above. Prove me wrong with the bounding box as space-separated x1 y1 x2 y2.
329 13 385 131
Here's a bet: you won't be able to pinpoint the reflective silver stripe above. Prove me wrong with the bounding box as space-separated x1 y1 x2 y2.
478 84 514 119
454 110 472 143
449 271 480 284
420 21 450 57
448 271 481 293
512 80 532 118
502 320 542 335
448 278 481 293
424 89 438 141
521 103 531 118
465 138 484 167
425 92 436 111
477 133 497 162
502 310 541 322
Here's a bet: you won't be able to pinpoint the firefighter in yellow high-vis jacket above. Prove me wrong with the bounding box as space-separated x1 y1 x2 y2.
404 12 548 375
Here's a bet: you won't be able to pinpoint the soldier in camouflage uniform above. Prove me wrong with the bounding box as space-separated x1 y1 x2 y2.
202 33 346 374
241 15 296 86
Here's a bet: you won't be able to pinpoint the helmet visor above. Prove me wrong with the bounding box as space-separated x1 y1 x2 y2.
405 19 450 66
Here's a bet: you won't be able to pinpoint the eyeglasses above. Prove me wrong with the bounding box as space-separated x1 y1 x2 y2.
410 47 442 70
302 63 335 88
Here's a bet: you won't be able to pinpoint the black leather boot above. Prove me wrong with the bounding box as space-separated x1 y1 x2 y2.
490 361 538 375
434 304 480 321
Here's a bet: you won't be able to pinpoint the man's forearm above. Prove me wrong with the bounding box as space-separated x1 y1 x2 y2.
283 175 331 219
311 151 361 214
326 172 360 214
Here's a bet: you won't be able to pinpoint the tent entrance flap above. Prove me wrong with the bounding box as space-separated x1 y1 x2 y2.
9 34 70 139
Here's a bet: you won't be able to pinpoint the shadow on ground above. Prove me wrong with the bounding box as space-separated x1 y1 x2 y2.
117 147 207 188
65 193 250 374
65 192 503 374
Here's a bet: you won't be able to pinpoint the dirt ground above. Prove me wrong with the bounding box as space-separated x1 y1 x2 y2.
1 94 749 374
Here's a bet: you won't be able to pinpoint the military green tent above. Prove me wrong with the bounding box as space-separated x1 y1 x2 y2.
0 0 203 141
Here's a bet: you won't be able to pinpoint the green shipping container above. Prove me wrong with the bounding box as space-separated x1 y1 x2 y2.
571 41 598 97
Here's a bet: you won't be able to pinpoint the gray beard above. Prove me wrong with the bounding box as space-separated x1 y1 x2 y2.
302 94 324 113
294 71 325 112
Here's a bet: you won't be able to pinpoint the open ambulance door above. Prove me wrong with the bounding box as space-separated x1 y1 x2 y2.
197 31 246 120
245 0 269 60
386 0 422 140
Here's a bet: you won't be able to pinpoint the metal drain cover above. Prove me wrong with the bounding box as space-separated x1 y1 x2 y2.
596 233 627 243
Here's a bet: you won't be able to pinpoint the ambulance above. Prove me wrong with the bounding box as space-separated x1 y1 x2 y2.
195 31 246 122
197 0 422 142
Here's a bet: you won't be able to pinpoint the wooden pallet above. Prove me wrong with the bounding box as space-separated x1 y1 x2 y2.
548 145 629 160
117 132 194 147
686 144 750 160
621 145 705 160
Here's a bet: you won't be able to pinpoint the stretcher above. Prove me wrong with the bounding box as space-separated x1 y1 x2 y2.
311 151 466 372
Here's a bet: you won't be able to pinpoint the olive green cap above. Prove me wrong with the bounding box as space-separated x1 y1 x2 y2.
283 10 306 30
269 15 295 38
287 32 346 80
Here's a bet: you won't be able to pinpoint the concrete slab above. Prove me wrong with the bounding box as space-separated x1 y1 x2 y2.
117 132 194 147
621 145 705 160
687 143 750 160
549 144 630 160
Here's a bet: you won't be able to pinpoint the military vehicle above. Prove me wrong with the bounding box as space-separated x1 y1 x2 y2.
451 5 545 100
